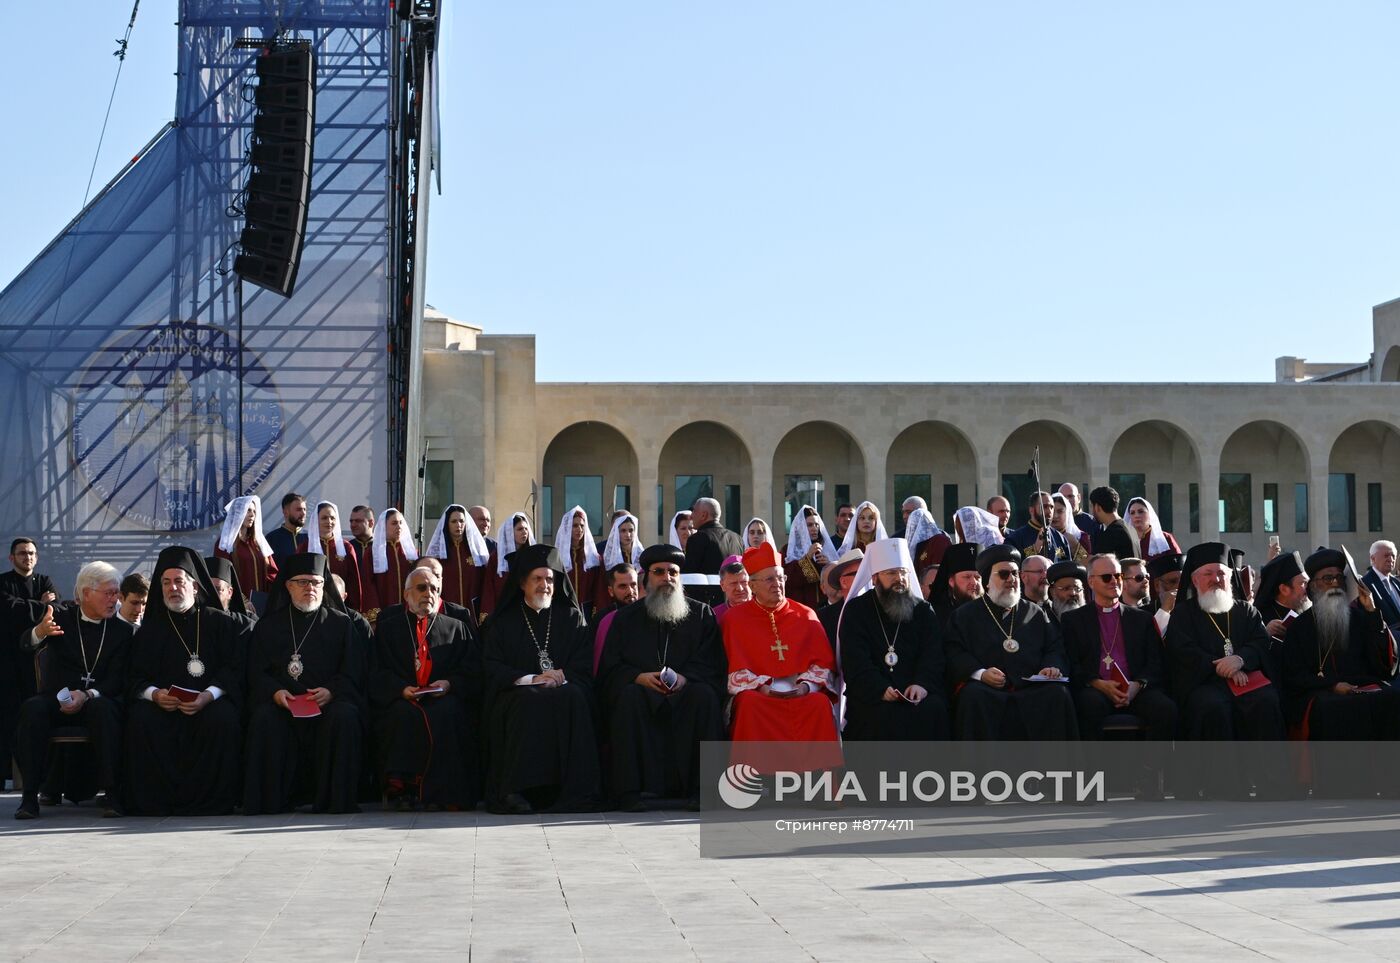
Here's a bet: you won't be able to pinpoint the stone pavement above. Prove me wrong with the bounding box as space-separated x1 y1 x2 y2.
3 795 1400 961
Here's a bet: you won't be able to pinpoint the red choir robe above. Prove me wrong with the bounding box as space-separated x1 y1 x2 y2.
721 598 839 767
440 537 486 617
1138 530 1181 561
564 545 602 619
214 535 278 595
353 536 378 613
372 540 415 615
780 544 824 610
297 534 364 612
913 533 951 577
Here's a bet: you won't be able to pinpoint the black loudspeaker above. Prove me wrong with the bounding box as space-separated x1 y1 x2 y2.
234 43 315 297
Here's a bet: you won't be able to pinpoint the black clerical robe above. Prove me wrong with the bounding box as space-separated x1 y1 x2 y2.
371 605 479 808
682 522 744 607
944 597 1077 740
837 593 950 741
244 605 365 814
125 606 244 816
481 602 601 811
15 610 131 800
1253 597 1291 683
1060 603 1177 740
598 598 726 801
0 570 57 775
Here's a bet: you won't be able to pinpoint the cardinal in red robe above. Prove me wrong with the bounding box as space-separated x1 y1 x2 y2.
721 543 839 770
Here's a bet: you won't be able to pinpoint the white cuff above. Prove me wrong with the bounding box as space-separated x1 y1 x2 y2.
141 686 157 701
515 674 535 686
972 669 986 681
207 686 223 700
88 689 100 699
24 628 41 651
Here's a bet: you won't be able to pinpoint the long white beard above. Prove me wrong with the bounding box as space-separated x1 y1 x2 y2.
988 583 1020 610
292 598 322 614
525 591 551 612
1312 589 1351 652
1198 587 1233 615
645 584 689 625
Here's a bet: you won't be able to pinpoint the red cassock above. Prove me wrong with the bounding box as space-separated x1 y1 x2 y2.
297 535 364 611
440 538 486 616
721 598 839 754
353 537 378 612
564 547 601 617
372 541 416 614
478 560 507 623
214 536 278 594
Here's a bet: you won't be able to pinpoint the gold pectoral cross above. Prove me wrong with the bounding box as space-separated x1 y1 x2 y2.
771 638 788 661
1102 655 1113 668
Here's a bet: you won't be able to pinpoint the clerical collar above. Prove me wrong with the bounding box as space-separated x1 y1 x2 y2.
1100 603 1120 614
80 611 102 624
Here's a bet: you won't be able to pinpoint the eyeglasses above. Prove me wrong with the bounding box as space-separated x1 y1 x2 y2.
993 571 1019 581
1124 574 1148 583
1313 573 1345 586
648 567 680 578
288 577 324 588
1096 573 1124 582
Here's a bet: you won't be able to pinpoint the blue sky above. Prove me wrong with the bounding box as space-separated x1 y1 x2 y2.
5 2 1399 382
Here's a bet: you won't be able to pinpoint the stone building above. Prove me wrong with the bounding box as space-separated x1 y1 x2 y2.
413 299 1400 564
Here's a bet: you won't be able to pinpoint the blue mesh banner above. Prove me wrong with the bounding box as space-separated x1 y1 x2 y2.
0 0 394 586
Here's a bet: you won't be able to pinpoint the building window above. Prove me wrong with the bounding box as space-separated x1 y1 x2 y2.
1219 473 1252 533
1329 473 1356 532
784 475 824 533
1295 482 1309 532
894 474 932 521
424 459 454 521
1262 483 1278 534
1001 474 1035 522
1369 482 1384 532
724 484 741 533
1110 473 1146 506
1188 483 1199 533
564 475 604 536
942 483 959 531
541 485 554 538
834 484 850 511
1157 483 1174 533
675 475 713 523
613 485 631 513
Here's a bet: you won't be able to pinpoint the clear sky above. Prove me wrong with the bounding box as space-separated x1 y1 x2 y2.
4 2 1399 383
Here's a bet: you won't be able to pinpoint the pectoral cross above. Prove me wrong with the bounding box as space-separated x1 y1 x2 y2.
80 672 95 688
770 638 788 661
1102 655 1113 668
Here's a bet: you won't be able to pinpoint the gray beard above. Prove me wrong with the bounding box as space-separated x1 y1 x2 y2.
1198 587 1233 615
988 584 1020 610
1293 596 1313 614
526 592 551 612
1052 596 1084 618
1312 589 1351 652
875 584 917 623
292 598 322 614
166 594 194 614
645 584 689 625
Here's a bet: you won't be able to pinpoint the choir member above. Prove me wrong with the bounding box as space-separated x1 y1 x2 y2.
426 503 491 617
213 495 278 611
1124 496 1181 561
595 512 643 613
479 511 535 621
554 505 603 621
837 501 887 555
297 500 364 613
783 505 837 609
905 507 951 578
371 507 420 617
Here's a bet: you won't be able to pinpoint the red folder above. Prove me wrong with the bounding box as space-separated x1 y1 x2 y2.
168 685 201 703
1108 661 1131 688
1228 670 1272 697
285 693 322 718
1356 683 1385 694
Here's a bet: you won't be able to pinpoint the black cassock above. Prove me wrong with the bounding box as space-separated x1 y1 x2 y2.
244 605 365 814
481 602 601 811
16 610 131 800
1281 603 1400 734
125 606 244 816
837 593 950 741
944 597 1077 740
371 605 479 807
1164 598 1289 798
598 598 726 800
0 571 55 778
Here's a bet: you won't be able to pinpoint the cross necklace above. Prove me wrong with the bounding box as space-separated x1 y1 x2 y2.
78 615 106 689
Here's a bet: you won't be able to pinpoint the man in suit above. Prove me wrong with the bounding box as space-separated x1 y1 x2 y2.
1361 540 1400 637
680 497 743 607
1061 553 1177 740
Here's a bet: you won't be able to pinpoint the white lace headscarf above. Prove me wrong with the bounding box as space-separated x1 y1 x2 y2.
667 510 692 550
554 505 600 573
602 512 644 569
784 504 839 564
426 503 490 565
954 506 1005 549
307 501 347 558
372 508 419 574
218 495 273 557
495 512 534 575
838 500 888 555
903 508 945 549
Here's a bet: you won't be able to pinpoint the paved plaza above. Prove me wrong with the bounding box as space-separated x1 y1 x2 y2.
4 794 1400 961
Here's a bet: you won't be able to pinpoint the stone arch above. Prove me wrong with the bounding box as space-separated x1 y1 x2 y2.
1380 346 1400 382
540 421 639 538
1218 421 1310 554
771 421 866 538
657 421 754 538
885 421 978 530
996 421 1090 523
1107 420 1201 539
1327 420 1400 537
